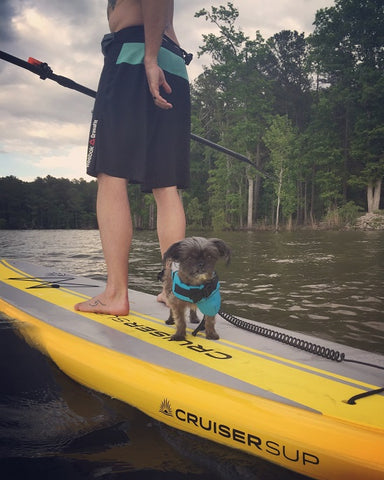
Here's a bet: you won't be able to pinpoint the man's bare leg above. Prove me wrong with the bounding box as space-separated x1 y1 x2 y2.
153 186 186 304
75 174 131 315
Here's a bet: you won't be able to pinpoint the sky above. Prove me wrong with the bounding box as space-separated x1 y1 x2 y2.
0 0 335 182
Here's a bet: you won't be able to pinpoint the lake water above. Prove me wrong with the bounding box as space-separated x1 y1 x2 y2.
1 229 383 479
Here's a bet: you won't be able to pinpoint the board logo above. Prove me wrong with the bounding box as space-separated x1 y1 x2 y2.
159 398 173 417
157 401 320 467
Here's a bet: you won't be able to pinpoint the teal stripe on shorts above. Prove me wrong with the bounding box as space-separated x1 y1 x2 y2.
116 43 188 81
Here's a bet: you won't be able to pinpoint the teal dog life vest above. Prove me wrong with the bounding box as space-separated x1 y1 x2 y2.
172 271 221 316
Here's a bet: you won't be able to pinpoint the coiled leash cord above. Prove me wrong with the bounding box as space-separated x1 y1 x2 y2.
219 310 347 361
218 310 384 370
213 310 384 405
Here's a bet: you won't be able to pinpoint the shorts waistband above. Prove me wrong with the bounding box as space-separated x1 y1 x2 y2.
102 25 192 65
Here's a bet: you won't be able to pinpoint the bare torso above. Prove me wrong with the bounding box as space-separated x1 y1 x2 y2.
107 0 178 43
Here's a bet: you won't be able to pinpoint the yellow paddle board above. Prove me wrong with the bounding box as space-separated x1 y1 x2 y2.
0 259 383 480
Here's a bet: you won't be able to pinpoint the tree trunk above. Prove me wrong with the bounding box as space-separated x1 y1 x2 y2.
303 180 308 225
148 202 155 229
310 164 316 226
367 178 382 213
287 214 293 231
253 143 262 221
239 183 243 229
373 178 382 211
296 180 302 225
275 167 283 232
254 173 261 221
342 106 350 202
247 175 254 228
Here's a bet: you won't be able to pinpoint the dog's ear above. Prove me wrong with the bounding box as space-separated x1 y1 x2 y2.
209 238 231 265
162 240 183 265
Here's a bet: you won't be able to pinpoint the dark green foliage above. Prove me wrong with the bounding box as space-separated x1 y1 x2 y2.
2 1 383 230
0 176 97 229
190 0 383 228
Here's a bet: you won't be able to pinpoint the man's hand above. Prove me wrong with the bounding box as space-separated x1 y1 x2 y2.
144 60 173 110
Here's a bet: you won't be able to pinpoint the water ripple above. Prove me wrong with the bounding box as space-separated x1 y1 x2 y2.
1 229 383 354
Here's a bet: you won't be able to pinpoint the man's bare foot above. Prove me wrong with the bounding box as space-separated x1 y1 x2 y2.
74 293 129 316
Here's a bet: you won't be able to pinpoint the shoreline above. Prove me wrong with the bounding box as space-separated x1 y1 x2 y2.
1 213 383 232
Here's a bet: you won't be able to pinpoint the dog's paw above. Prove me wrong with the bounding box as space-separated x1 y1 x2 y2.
205 332 220 340
189 310 200 324
169 334 186 341
166 317 175 325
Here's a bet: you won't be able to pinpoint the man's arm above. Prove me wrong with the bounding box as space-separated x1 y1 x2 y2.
141 0 174 109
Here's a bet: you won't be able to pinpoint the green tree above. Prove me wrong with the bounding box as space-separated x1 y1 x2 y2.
263 115 298 230
0 176 98 229
301 91 345 221
263 30 312 130
350 71 384 212
310 0 384 212
185 196 204 229
0 176 29 228
194 2 274 228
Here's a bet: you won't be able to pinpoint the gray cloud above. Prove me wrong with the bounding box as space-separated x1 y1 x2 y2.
0 0 18 42
0 0 335 181
21 0 100 26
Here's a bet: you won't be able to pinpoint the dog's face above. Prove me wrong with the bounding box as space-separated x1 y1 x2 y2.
163 237 231 286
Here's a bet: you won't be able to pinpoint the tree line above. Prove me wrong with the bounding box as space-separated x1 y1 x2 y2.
0 176 97 229
1 0 383 230
187 0 383 230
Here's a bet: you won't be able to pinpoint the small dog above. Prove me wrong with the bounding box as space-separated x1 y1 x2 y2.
161 237 231 341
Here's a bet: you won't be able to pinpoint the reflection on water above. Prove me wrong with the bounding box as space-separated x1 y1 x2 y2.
0 229 383 479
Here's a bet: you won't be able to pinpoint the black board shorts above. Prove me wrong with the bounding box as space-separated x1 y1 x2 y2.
86 26 191 192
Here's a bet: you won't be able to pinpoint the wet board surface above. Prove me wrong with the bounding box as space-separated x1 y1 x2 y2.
1 259 383 480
